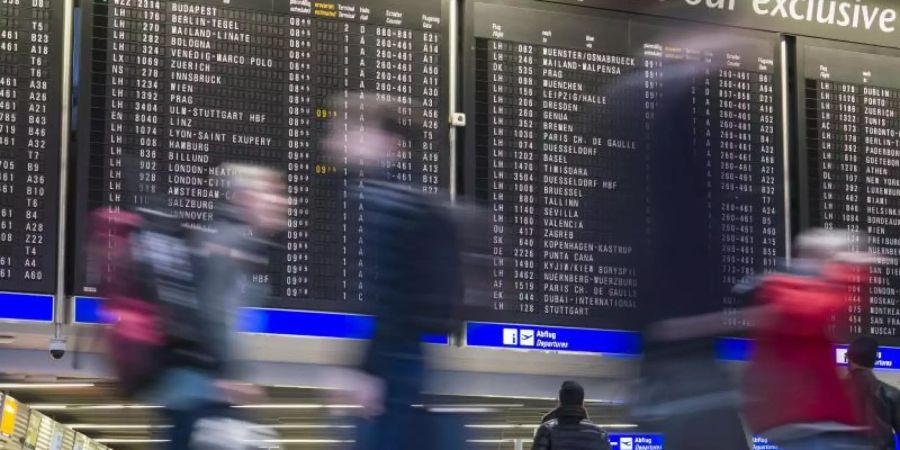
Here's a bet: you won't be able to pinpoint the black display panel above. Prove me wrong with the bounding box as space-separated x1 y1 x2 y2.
463 0 786 329
800 39 900 344
0 0 63 293
74 0 449 311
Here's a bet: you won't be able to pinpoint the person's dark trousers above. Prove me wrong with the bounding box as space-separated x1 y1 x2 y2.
164 402 230 450
778 432 873 450
354 354 425 450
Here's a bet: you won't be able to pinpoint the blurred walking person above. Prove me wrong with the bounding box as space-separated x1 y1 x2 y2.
92 160 286 450
532 381 610 450
323 92 464 450
162 163 286 450
629 62 752 450
743 229 876 450
846 337 900 450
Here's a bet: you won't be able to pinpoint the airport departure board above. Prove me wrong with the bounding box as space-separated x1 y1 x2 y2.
802 41 900 343
73 0 448 309
465 0 785 329
0 0 63 293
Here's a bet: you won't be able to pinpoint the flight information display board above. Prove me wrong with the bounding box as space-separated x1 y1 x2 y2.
801 40 900 344
0 0 63 293
74 0 448 310
464 0 786 329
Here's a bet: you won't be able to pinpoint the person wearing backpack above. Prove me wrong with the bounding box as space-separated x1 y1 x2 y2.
159 164 286 450
91 161 286 450
531 381 610 450
846 337 900 450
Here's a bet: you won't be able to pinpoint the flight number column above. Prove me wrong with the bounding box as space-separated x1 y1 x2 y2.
484 39 539 314
285 12 313 299
511 42 538 315
22 0 52 283
835 80 864 335
134 0 161 207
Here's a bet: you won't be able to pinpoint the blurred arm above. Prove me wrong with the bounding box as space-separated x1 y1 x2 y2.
649 305 774 342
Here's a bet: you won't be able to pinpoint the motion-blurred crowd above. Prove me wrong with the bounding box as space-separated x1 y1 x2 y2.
88 93 900 450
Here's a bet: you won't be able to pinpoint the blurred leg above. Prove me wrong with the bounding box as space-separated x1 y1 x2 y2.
164 408 195 450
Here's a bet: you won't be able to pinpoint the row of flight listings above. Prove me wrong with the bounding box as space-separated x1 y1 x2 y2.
1 0 900 343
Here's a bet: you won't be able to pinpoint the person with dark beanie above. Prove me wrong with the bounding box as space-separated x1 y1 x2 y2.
847 337 900 450
531 381 610 450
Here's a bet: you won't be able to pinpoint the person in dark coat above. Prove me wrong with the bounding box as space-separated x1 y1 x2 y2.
532 381 610 450
847 337 900 450
323 93 463 450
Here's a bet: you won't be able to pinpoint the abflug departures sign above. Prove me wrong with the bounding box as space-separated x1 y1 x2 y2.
548 0 900 48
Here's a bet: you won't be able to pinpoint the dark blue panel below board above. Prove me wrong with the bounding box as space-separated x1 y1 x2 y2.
0 292 54 322
465 322 642 356
754 435 900 450
73 297 448 344
605 434 896 450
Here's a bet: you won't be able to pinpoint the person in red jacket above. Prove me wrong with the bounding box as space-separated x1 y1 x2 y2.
743 228 876 450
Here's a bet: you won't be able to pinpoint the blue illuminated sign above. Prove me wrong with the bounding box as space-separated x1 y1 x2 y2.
465 322 641 355
753 436 780 450
0 292 54 322
716 337 752 361
73 297 102 324
835 344 900 370
73 297 448 344
717 336 900 371
609 433 664 450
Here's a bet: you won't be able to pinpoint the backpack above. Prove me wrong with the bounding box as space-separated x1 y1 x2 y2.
89 206 209 398
89 207 163 397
